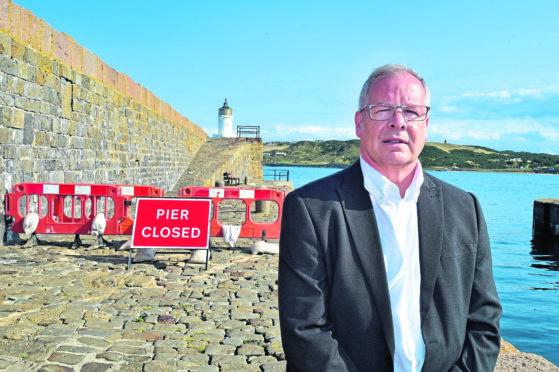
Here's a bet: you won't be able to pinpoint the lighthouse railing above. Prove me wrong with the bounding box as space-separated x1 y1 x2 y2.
236 126 260 139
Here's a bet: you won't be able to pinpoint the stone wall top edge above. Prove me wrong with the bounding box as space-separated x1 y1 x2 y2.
1 0 207 137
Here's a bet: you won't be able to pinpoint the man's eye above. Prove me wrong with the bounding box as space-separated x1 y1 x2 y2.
374 108 392 114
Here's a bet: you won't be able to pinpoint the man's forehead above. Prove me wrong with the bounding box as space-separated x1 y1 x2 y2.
367 72 425 101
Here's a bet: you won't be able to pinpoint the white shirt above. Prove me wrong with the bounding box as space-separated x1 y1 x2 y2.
360 156 426 372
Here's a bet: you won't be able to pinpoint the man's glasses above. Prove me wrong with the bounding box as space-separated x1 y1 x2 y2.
359 104 430 122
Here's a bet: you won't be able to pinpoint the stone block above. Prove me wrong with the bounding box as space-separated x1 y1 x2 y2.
51 59 59 76
54 31 72 66
21 158 33 172
71 39 82 71
9 3 22 40
38 115 52 131
0 105 10 125
28 99 40 113
35 68 46 85
0 33 11 56
24 81 43 100
81 74 91 90
39 53 52 73
61 81 72 118
11 108 24 129
72 137 84 149
20 8 30 44
27 65 37 82
33 130 43 145
83 48 97 78
10 39 25 60
48 171 64 183
14 95 29 110
27 12 41 51
42 87 57 105
0 126 7 144
39 19 53 54
102 63 117 88
8 128 22 144
0 0 8 32
46 72 58 91
59 63 71 81
0 75 6 93
39 101 50 114
1 56 17 76
23 112 34 144
24 47 39 66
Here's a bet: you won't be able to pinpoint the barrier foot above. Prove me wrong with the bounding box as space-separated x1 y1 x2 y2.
127 249 133 270
88 235 111 250
205 245 213 270
23 232 41 247
71 234 83 249
3 216 16 245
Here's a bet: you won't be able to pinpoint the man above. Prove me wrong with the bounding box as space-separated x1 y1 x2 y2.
278 64 502 371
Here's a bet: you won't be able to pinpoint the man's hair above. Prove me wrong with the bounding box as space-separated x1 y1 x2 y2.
358 64 431 109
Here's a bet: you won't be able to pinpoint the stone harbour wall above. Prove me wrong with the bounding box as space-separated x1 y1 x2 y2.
0 0 208 237
213 139 263 187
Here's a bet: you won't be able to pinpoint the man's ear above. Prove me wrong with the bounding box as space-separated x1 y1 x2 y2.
355 111 363 138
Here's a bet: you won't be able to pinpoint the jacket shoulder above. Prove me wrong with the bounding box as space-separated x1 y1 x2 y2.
423 172 474 199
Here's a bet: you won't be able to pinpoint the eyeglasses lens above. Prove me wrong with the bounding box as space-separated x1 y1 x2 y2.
369 105 428 121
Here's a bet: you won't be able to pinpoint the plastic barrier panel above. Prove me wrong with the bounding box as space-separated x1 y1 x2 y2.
178 187 286 239
5 183 165 236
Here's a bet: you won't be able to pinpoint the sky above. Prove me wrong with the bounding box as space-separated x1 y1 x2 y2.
14 0 559 154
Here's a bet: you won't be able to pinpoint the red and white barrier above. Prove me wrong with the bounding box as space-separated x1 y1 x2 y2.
4 183 164 236
178 186 286 239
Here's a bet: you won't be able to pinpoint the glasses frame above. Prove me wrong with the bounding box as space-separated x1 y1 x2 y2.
359 104 430 122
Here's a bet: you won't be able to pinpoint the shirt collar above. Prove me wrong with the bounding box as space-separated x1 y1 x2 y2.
360 156 424 203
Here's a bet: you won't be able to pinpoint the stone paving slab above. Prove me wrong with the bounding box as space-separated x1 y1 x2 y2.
1 234 557 371
0 235 285 371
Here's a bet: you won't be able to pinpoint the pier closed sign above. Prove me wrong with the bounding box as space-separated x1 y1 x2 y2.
131 198 211 249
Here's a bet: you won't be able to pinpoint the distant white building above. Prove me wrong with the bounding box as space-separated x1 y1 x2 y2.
217 98 234 137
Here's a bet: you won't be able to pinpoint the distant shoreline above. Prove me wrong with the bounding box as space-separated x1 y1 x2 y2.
263 163 554 175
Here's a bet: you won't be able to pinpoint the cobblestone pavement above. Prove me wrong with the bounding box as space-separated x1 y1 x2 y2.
1 235 558 371
0 235 285 371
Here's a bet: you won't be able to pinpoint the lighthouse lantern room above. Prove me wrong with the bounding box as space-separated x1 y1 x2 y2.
217 99 234 137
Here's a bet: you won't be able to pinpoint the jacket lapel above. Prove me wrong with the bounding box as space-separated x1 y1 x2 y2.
337 162 395 356
417 174 444 323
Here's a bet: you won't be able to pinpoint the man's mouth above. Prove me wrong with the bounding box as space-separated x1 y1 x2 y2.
383 139 406 144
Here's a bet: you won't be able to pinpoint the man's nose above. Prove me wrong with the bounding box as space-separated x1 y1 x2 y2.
388 108 407 129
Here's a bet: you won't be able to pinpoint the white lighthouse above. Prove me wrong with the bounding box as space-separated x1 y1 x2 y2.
217 98 234 137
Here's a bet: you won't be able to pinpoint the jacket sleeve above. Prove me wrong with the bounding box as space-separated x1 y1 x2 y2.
452 193 502 371
278 191 359 372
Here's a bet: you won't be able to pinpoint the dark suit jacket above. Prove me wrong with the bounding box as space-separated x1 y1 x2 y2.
278 161 502 372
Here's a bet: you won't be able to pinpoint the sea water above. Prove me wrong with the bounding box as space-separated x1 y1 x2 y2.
266 165 559 365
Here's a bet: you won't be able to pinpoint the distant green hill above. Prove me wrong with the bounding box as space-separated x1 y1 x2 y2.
263 140 559 171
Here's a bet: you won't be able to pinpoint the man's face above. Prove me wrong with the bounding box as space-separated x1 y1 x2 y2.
354 72 429 177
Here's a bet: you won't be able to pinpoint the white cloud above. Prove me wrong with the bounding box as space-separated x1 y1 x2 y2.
463 90 511 99
457 86 559 100
439 105 458 113
467 131 502 141
429 116 559 153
